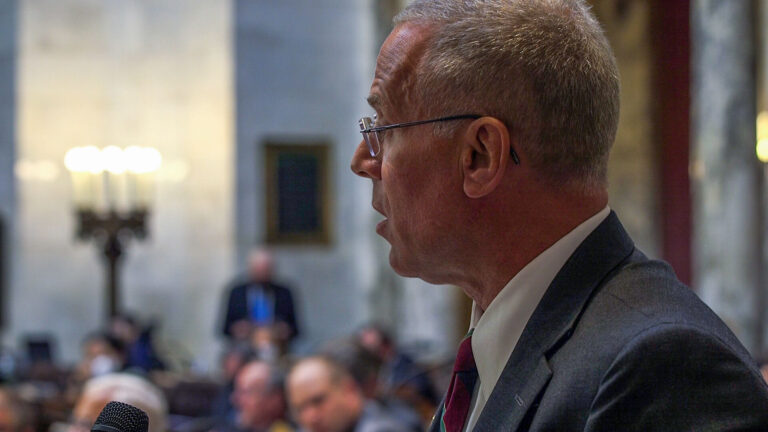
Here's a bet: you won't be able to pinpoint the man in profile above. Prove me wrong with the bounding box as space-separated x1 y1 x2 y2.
350 0 768 430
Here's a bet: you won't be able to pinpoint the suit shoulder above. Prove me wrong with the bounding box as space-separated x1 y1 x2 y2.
584 322 768 430
586 258 740 345
557 256 757 384
537 251 768 430
271 282 292 291
228 278 251 291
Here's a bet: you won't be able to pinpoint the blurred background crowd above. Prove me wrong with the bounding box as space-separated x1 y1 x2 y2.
0 252 447 432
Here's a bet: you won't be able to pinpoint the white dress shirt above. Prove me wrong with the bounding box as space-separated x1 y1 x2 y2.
463 206 610 431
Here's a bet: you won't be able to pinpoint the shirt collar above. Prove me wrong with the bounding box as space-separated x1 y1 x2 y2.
469 206 610 400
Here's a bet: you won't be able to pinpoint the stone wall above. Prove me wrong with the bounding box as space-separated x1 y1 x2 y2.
11 0 233 368
0 0 16 327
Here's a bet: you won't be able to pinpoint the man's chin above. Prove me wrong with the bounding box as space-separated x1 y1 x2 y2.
388 248 420 278
388 248 451 285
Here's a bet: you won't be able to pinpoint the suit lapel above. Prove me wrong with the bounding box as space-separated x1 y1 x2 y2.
473 212 635 431
428 401 444 432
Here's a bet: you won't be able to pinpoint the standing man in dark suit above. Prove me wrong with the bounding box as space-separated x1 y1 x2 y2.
350 1 768 430
221 248 299 355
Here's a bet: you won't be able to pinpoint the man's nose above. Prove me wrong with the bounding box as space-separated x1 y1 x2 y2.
350 139 381 180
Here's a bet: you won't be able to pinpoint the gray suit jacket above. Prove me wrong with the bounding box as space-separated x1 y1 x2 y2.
431 212 768 431
294 401 405 432
354 401 409 432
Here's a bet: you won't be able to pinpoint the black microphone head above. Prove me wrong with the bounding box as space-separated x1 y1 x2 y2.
92 401 148 432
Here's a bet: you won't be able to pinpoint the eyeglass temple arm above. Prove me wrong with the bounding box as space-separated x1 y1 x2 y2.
510 148 520 165
365 115 483 133
359 115 520 164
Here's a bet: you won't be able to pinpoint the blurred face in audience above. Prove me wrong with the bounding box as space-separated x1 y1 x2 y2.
67 375 168 432
222 348 248 382
0 398 16 432
358 328 386 357
0 402 12 432
110 317 139 344
81 337 123 377
287 359 363 432
0 410 11 432
248 249 274 282
69 394 107 432
0 391 32 432
232 362 284 429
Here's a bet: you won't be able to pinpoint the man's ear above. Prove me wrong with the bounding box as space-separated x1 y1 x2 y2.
460 117 511 198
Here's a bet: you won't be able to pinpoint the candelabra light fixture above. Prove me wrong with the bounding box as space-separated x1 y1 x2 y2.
758 111 768 163
64 145 162 319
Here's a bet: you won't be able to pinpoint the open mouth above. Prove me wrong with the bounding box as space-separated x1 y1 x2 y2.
372 203 388 235
376 218 388 234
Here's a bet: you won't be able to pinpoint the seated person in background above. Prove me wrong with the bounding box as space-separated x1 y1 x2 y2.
74 332 126 381
63 332 127 412
212 344 257 423
110 313 165 372
356 324 438 424
220 248 299 358
0 388 34 432
319 339 382 400
286 356 405 432
320 338 421 432
219 360 293 432
67 373 168 432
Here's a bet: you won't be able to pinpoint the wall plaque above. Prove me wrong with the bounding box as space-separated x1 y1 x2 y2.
265 141 331 245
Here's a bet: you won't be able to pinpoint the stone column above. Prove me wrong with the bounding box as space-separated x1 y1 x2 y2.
0 0 16 329
692 0 763 354
761 0 768 355
592 0 661 259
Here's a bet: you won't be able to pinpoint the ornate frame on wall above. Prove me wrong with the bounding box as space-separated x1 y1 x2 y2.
264 140 332 245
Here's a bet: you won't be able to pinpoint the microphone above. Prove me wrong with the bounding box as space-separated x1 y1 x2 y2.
91 401 149 432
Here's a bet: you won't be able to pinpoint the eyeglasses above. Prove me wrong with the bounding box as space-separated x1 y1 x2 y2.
358 114 521 164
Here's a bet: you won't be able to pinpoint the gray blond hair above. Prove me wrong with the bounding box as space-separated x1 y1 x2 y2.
394 0 620 191
81 373 168 432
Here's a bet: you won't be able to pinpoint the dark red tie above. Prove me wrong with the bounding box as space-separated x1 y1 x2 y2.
441 330 478 432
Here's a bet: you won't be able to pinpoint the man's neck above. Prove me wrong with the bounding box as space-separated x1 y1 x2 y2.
459 189 608 310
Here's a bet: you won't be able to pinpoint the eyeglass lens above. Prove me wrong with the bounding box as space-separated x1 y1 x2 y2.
359 117 380 157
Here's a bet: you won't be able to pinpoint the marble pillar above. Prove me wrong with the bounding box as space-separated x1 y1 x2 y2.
761 0 768 354
592 0 661 260
692 0 762 354
0 0 16 327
